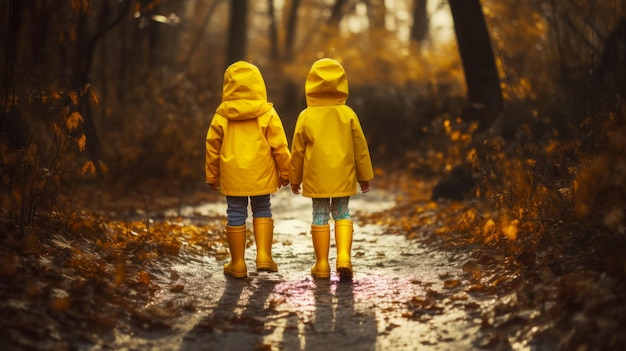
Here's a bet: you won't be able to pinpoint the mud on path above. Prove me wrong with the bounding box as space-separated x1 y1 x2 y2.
105 187 496 351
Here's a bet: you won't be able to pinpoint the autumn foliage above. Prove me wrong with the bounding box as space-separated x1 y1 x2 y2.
2 0 626 349
361 98 626 349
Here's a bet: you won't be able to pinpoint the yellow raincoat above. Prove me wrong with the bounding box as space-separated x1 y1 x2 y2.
206 61 290 196
289 58 374 198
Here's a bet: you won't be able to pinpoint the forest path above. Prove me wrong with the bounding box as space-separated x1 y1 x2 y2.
106 187 496 351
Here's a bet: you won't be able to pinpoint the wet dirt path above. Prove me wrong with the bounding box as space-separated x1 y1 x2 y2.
106 187 492 351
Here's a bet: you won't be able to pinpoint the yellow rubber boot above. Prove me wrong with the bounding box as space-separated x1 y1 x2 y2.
253 217 278 272
335 219 354 279
310 224 331 279
224 224 248 278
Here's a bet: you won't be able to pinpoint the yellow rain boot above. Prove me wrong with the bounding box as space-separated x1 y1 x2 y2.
310 224 331 278
224 224 248 278
335 219 354 279
253 217 278 272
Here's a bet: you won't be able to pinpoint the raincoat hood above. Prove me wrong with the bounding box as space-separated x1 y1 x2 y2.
305 58 349 107
216 61 273 120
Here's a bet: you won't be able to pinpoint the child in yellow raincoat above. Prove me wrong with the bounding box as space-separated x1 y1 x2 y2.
289 58 374 279
206 61 291 278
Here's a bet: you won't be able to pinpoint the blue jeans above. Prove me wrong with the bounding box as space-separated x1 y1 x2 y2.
226 195 272 226
312 197 350 225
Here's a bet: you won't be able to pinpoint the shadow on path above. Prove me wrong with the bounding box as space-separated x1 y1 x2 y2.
111 186 484 350
181 275 280 350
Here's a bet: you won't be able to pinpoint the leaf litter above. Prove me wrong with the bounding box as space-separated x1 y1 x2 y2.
1 165 626 350
0 191 229 349
359 166 626 350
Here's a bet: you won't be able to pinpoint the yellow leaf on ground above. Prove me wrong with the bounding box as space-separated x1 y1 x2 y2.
502 219 519 240
52 297 70 312
443 279 461 289
483 219 496 236
138 271 151 285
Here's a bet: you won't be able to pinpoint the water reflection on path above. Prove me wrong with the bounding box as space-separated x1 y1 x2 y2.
114 187 484 350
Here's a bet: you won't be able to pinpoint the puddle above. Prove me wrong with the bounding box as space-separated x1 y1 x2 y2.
109 187 495 350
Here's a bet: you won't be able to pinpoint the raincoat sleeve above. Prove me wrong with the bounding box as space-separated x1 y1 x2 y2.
266 111 291 181
289 113 306 185
351 115 374 182
205 115 224 184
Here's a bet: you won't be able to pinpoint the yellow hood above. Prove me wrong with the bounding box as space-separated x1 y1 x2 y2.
217 61 273 120
305 58 349 107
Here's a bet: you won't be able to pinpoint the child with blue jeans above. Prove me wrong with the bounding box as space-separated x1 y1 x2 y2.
206 61 290 278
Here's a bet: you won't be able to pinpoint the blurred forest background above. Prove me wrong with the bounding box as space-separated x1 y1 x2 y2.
1 0 626 244
0 0 624 242
2 0 626 348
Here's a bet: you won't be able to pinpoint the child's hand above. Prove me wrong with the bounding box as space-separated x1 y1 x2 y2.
359 181 370 193
280 178 289 187
291 183 301 194
209 183 220 191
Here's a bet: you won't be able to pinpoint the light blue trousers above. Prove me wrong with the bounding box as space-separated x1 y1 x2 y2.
312 197 350 225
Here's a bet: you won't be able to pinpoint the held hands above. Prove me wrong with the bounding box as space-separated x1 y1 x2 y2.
291 183 301 194
291 182 369 194
210 180 366 194
359 181 371 193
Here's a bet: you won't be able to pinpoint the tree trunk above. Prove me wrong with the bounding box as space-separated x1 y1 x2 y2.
410 0 429 45
169 0 221 90
268 0 279 60
72 0 132 175
0 0 26 150
365 0 386 30
449 0 503 128
284 0 301 61
147 3 162 69
226 0 248 66
327 0 349 29
592 18 626 106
